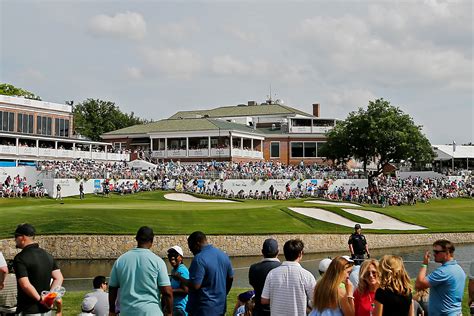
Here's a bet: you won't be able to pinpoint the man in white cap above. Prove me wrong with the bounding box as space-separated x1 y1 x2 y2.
79 296 98 315
168 245 189 316
318 258 332 276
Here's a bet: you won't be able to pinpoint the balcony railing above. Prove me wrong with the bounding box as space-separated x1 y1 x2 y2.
150 147 262 159
0 145 129 161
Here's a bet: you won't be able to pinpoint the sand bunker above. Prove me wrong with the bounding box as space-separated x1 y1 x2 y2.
289 207 425 230
164 193 236 203
306 200 359 207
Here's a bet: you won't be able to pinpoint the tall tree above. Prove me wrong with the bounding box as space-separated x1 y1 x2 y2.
73 99 147 141
0 83 41 100
320 98 434 180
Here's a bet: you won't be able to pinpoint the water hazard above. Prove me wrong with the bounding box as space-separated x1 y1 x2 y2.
61 242 474 291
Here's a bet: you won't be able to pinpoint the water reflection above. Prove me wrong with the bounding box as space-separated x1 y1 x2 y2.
61 243 473 291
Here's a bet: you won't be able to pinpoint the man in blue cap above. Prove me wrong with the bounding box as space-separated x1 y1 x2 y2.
248 238 281 316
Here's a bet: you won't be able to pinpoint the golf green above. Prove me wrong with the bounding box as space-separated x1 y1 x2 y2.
0 191 472 238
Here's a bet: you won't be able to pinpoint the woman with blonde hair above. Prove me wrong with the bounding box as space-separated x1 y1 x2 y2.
374 255 414 316
310 256 355 316
354 259 380 316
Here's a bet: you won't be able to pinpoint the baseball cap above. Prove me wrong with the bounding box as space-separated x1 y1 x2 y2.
14 223 36 237
81 296 98 312
262 238 278 255
238 290 255 303
318 258 332 273
342 255 355 263
354 224 361 229
168 245 184 257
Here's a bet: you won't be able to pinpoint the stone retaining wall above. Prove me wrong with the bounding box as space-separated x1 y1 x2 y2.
1 232 473 260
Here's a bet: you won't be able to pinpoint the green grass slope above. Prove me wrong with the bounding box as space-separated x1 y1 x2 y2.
0 191 472 237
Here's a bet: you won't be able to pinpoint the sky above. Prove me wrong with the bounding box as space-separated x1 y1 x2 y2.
1 0 472 145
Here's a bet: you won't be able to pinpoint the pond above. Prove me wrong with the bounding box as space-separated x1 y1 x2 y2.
61 242 474 291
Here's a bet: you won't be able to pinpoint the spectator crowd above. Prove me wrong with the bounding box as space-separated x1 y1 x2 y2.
1 224 472 316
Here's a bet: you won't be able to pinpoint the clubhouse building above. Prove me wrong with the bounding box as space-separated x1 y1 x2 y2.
0 95 128 166
102 99 338 164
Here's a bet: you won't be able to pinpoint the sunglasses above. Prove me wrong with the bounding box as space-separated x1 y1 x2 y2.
366 271 378 277
432 250 446 254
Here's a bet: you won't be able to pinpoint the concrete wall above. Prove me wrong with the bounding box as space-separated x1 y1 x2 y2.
0 166 40 185
1 232 472 260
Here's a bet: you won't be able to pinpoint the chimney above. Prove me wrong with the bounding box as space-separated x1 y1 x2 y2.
312 103 320 117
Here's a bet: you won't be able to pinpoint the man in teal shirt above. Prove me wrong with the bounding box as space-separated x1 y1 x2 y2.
109 226 173 316
416 239 466 316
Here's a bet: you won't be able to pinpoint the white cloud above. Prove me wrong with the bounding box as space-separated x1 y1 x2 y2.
125 66 144 80
227 28 256 43
88 11 146 40
141 47 202 79
158 20 200 41
211 55 250 75
326 88 378 112
19 68 45 81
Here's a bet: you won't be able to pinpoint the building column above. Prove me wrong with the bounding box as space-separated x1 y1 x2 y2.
208 136 211 157
89 144 93 159
186 137 189 157
251 139 254 151
241 137 244 150
36 139 39 157
165 138 168 158
311 119 313 133
229 133 233 158
16 138 19 156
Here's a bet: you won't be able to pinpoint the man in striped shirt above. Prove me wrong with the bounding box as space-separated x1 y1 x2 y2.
261 239 316 316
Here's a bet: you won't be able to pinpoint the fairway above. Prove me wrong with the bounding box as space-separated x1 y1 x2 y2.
0 191 472 237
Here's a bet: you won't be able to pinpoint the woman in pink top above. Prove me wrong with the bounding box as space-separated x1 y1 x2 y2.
354 259 380 316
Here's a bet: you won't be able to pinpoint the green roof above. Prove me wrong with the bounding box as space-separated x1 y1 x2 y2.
169 103 313 119
103 118 265 136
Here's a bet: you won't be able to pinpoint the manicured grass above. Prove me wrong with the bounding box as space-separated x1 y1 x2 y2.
58 281 473 316
60 287 251 315
0 191 472 237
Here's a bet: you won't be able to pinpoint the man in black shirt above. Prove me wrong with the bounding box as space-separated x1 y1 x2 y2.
248 238 281 316
348 224 370 265
13 223 64 315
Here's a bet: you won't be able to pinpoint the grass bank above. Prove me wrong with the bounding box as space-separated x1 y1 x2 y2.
0 191 472 237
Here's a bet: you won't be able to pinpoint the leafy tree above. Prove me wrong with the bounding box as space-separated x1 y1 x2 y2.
73 99 148 141
320 98 434 180
0 83 41 100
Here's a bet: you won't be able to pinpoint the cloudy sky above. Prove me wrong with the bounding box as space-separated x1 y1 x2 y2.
1 0 472 144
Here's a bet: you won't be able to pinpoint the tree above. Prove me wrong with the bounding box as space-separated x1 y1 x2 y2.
320 98 434 181
73 99 148 141
0 83 41 100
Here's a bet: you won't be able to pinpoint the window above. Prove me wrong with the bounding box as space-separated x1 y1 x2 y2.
36 115 53 135
317 142 326 157
270 142 280 158
291 142 304 158
17 113 34 134
291 142 325 158
54 118 70 137
0 111 15 132
304 142 317 157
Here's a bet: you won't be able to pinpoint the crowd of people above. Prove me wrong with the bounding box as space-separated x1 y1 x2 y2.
1 223 472 316
37 160 366 181
0 175 48 198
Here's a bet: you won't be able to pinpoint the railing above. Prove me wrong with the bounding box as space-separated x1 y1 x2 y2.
289 126 333 134
0 145 129 161
150 148 263 159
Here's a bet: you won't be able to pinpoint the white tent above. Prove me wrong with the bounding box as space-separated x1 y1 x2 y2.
128 159 157 170
432 145 474 160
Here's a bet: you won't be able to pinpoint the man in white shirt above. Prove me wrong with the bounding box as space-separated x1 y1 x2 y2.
261 239 316 316
84 276 109 316
0 252 8 290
